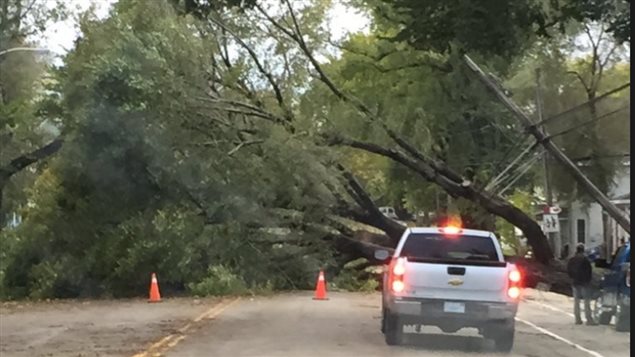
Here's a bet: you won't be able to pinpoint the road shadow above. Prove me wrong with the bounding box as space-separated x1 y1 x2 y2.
399 332 499 354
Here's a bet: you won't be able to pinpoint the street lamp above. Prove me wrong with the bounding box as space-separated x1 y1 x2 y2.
0 47 50 57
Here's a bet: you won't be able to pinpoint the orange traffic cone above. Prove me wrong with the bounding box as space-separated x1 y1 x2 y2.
148 272 161 303
313 270 328 300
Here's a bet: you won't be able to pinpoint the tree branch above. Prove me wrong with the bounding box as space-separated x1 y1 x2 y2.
328 39 452 73
227 139 265 156
268 0 461 186
206 15 294 124
326 133 554 263
567 70 591 93
336 164 406 243
196 95 291 128
595 42 619 92
326 39 398 62
0 138 63 182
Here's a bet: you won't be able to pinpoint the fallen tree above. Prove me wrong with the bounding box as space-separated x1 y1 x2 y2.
193 1 553 263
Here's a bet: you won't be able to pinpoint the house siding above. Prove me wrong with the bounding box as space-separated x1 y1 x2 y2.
560 163 630 257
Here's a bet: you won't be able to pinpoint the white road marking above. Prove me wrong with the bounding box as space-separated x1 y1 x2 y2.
524 298 576 318
515 317 605 357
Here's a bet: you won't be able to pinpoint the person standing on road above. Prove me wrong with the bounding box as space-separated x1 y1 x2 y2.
561 243 570 260
610 238 626 263
567 243 597 325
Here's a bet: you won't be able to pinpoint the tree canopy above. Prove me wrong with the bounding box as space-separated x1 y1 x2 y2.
0 0 629 299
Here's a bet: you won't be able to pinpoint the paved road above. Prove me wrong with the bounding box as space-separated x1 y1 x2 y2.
0 297 221 357
0 290 629 356
164 290 630 357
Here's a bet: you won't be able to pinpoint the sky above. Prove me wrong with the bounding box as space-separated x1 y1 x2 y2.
42 0 113 56
39 1 626 64
41 0 370 58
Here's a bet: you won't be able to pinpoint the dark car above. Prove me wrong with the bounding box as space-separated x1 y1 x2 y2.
585 246 601 262
592 241 630 332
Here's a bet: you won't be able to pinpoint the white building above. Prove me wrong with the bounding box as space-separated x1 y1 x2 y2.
558 161 630 258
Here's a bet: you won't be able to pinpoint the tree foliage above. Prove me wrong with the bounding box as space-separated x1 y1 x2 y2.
373 0 630 61
0 0 68 224
1 0 629 299
1 0 337 298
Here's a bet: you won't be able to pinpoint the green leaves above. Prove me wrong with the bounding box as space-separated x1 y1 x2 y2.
378 0 547 60
1 0 345 298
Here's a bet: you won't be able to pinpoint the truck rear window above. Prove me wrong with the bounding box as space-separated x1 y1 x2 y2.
399 233 501 265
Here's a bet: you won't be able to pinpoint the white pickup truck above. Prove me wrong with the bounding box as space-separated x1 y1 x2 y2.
375 226 522 352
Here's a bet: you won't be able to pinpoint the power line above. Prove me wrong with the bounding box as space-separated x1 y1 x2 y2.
545 105 629 140
498 150 545 196
530 82 630 128
481 135 532 187
485 137 537 192
572 153 630 162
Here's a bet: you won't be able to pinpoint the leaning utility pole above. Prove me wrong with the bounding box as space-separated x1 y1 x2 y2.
464 55 631 234
535 69 553 207
535 68 560 258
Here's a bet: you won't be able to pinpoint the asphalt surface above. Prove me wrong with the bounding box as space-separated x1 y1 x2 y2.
0 289 629 356
0 297 222 357
165 290 630 357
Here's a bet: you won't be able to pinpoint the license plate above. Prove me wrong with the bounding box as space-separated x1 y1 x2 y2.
443 301 465 313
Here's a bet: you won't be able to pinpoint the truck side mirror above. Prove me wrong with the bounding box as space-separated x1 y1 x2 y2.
374 249 390 262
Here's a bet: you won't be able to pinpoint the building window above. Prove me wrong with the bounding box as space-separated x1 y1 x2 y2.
577 219 586 244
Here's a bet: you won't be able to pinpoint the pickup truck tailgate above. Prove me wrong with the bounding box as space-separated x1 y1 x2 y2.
402 262 508 302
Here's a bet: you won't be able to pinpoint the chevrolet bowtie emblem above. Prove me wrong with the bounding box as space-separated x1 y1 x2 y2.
448 278 464 286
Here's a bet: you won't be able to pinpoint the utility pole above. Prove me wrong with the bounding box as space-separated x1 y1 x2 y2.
464 55 630 235
535 68 560 258
536 69 553 206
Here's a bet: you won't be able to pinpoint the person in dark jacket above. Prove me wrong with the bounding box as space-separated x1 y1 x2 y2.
567 243 597 325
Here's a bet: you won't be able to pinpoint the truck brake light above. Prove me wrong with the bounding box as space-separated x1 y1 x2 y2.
507 268 522 299
439 226 462 236
392 257 406 276
392 280 405 293
389 257 407 293
509 270 521 283
508 286 521 299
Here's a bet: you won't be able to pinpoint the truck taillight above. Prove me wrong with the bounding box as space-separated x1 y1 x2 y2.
508 286 521 299
392 280 405 293
393 257 406 276
509 270 521 283
389 257 407 293
507 268 522 299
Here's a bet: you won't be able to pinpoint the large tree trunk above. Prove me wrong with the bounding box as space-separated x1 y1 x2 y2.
327 135 554 264
328 233 394 264
336 166 406 244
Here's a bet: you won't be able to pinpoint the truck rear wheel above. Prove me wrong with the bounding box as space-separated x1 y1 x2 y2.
384 312 403 345
491 321 515 353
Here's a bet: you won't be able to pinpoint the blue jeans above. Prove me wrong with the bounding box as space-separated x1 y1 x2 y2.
572 285 593 323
